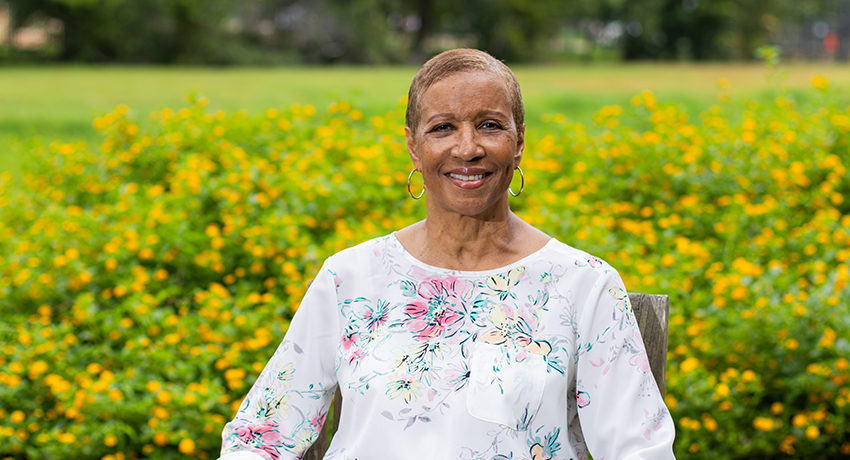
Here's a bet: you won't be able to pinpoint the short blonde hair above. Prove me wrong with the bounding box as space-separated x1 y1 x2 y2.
405 49 524 135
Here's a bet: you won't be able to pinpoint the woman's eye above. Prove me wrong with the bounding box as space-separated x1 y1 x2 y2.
432 124 452 132
481 121 502 130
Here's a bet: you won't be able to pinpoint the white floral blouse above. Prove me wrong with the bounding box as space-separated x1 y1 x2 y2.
219 234 676 460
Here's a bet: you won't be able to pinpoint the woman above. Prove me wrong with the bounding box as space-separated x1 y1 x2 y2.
219 49 676 460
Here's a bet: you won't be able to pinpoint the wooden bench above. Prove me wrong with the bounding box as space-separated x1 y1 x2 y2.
304 293 670 460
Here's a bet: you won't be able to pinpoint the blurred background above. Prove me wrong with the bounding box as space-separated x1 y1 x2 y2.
2 0 850 64
2 2 850 460
4 0 850 178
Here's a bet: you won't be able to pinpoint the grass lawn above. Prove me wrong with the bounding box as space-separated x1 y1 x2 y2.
3 62 850 177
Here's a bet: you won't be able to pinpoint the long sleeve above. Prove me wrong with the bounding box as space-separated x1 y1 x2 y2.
220 263 340 460
575 270 676 459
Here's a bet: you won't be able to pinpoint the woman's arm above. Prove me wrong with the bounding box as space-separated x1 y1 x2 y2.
575 269 677 460
220 264 339 460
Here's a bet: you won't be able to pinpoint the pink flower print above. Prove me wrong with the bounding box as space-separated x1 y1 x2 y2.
341 331 358 351
630 352 651 374
309 411 327 433
404 276 471 341
575 257 603 269
347 346 367 367
236 421 282 460
576 390 591 408
642 407 667 440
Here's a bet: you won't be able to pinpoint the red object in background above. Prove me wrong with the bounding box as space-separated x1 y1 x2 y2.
824 31 839 54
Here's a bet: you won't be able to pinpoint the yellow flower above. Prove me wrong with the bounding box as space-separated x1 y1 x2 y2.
178 438 196 454
680 357 699 372
811 75 828 90
155 391 172 405
10 410 25 424
53 255 67 268
113 285 128 297
29 360 48 376
146 380 162 393
78 271 92 284
153 432 167 446
805 425 820 439
104 433 118 447
105 258 118 271
753 416 774 431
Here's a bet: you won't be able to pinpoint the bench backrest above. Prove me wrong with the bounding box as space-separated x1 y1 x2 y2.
304 293 670 460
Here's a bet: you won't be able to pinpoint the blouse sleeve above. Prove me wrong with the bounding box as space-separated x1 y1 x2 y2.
220 264 339 460
575 270 676 460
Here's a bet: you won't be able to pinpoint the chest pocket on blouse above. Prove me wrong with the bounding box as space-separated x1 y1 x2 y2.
467 341 547 428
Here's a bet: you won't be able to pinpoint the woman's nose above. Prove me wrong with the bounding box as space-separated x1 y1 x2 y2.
452 125 484 161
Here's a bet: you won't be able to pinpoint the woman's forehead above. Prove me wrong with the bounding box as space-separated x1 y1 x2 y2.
419 72 511 115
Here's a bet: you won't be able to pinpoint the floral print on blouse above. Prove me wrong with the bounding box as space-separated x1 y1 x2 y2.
220 234 676 460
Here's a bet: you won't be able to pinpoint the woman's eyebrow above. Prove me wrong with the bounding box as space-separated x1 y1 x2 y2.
425 110 508 124
425 113 453 124
478 110 509 119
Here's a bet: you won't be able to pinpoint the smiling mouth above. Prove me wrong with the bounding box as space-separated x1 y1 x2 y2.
448 173 489 181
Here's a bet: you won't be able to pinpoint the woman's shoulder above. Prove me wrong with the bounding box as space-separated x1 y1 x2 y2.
540 238 620 277
322 232 399 267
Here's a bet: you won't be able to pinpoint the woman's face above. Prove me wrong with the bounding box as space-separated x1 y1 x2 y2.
405 71 524 219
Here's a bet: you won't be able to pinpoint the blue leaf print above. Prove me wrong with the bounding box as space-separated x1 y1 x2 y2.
400 280 417 297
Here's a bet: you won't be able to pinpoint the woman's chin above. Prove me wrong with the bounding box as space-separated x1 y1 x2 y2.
429 195 508 219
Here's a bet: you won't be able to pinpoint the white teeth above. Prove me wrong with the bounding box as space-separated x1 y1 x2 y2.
449 173 486 181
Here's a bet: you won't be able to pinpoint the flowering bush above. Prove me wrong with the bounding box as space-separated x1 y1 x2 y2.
1 79 848 459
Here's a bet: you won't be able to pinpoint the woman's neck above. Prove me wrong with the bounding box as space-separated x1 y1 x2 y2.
396 208 550 271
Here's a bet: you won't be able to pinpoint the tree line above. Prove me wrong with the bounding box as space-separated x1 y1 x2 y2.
4 0 850 64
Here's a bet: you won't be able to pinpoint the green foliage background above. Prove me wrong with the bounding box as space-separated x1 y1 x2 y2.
4 0 843 63
1 76 850 459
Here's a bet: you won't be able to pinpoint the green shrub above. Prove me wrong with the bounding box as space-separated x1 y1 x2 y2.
1 80 848 459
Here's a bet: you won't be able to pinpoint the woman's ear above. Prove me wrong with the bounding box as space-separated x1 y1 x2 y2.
405 126 421 171
514 124 526 165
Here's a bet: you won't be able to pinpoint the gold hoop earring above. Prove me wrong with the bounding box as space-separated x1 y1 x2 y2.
509 166 524 197
407 169 425 200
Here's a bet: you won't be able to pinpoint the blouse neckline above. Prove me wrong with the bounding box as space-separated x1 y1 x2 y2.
389 232 557 277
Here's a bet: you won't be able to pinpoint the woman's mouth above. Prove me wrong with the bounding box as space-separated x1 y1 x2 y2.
446 171 491 189
448 173 488 181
